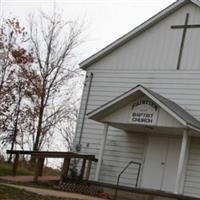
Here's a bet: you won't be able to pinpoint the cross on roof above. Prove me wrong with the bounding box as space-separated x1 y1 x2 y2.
171 13 200 70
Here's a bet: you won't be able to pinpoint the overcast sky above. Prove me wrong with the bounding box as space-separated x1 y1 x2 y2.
2 0 176 63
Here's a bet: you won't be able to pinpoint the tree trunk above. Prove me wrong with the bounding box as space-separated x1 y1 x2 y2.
33 106 44 151
8 94 22 163
31 98 44 165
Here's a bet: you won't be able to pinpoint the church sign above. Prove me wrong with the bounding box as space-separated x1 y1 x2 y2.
130 98 159 125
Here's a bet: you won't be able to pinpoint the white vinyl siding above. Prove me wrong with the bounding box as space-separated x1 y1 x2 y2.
100 129 146 186
184 138 200 197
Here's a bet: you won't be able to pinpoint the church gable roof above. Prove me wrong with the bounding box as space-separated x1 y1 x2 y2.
80 0 200 69
87 85 200 131
144 86 200 130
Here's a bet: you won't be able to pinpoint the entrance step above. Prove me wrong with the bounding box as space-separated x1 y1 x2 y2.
101 185 197 200
56 180 200 200
109 189 177 200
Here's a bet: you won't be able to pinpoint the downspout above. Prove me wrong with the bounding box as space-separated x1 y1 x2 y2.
76 72 93 152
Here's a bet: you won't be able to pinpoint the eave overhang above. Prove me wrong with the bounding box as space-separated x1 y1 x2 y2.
87 85 200 132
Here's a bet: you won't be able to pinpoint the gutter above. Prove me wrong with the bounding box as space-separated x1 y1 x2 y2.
76 72 93 151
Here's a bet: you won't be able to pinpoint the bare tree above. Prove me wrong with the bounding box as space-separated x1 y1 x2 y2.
0 18 33 153
0 12 83 157
7 69 37 162
57 99 79 151
26 10 83 151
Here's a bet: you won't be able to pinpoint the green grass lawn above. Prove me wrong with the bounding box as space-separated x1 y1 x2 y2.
0 184 76 200
0 162 60 176
0 163 33 176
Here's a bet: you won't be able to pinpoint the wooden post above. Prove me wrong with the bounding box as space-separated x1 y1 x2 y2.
34 157 45 182
175 129 188 194
38 157 45 176
86 160 92 180
12 153 19 176
34 158 39 182
80 158 86 179
61 157 70 180
95 123 108 181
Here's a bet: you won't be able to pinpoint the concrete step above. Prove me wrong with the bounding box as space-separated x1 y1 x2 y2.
104 188 179 200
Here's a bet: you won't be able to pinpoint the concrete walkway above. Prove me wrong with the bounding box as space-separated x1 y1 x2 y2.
0 183 106 200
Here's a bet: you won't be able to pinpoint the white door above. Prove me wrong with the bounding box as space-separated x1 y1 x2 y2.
162 137 181 191
141 136 181 192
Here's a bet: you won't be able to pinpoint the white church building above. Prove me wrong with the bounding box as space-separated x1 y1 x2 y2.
74 0 200 198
